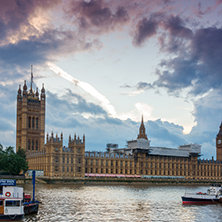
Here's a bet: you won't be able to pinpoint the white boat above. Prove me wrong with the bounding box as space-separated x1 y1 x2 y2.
0 179 24 220
182 184 222 205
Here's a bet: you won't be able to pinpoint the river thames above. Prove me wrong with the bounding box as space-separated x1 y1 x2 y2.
22 184 222 222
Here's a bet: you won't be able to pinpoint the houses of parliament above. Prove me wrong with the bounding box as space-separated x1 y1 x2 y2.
16 75 222 180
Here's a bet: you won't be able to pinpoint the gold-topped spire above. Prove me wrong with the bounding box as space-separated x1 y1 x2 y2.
137 115 148 140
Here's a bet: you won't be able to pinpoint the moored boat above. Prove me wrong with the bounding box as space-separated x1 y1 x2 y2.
182 185 222 205
23 170 40 215
0 179 24 220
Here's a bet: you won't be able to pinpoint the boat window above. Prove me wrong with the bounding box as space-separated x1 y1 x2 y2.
0 186 2 194
5 200 20 207
0 200 3 206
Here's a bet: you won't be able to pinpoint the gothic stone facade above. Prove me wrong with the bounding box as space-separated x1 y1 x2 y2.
16 79 222 180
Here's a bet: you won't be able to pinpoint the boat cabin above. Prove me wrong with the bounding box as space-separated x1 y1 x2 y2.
0 179 24 220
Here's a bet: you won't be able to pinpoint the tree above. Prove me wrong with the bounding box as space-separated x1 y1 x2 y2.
0 144 28 175
17 147 26 159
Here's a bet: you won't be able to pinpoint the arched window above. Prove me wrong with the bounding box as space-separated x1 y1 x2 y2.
28 139 30 150
36 140 38 150
36 118 38 129
28 117 31 128
32 139 34 150
32 117 35 128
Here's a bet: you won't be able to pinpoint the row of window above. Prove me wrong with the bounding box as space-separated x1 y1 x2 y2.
28 116 39 129
54 166 82 173
0 200 21 207
85 159 190 169
85 168 187 176
54 157 82 164
28 139 38 150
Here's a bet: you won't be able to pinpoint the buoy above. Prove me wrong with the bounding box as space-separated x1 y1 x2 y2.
5 192 11 197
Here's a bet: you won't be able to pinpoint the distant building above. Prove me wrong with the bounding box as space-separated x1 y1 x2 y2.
16 73 222 180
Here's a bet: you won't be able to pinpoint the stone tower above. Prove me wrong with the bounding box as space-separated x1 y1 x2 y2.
137 115 148 140
16 67 45 153
216 122 222 161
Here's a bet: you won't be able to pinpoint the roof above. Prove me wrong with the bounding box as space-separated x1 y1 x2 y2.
149 146 190 157
217 122 222 137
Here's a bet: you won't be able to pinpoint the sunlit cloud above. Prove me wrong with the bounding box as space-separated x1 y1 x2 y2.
47 62 117 118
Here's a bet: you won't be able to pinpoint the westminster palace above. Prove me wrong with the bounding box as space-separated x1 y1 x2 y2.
16 76 222 180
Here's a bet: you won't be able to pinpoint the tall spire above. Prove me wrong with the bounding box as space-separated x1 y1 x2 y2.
137 115 148 140
31 65 33 91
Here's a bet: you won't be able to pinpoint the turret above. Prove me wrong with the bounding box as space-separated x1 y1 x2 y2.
83 134 85 144
23 80 27 97
17 85 22 100
41 84 45 101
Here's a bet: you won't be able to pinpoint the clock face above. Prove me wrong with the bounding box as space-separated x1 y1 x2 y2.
218 139 222 145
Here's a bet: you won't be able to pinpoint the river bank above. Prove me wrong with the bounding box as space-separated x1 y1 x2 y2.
1 175 222 186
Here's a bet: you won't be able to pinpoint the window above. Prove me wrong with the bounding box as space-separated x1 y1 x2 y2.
28 139 30 150
77 167 81 173
0 200 3 206
78 158 81 164
5 200 20 207
32 139 34 150
36 118 38 129
67 157 69 164
28 117 31 128
32 117 35 128
35 140 38 150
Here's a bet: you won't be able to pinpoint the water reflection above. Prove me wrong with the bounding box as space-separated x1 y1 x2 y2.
21 184 222 222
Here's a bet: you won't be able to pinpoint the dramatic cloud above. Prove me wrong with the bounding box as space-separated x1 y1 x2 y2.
66 0 129 34
0 0 221 159
0 0 60 45
133 17 158 46
154 26 222 96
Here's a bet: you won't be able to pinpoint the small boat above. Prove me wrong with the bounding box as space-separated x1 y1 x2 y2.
23 170 40 215
0 179 24 220
182 184 222 205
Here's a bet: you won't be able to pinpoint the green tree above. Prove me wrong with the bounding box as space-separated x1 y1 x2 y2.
0 144 28 175
17 147 26 159
0 144 7 171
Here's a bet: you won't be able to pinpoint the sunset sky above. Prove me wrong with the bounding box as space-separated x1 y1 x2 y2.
0 0 222 159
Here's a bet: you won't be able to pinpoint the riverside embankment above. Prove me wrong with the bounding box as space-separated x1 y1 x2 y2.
1 175 222 186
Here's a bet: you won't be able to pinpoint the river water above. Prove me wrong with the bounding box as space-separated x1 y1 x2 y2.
22 184 222 222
